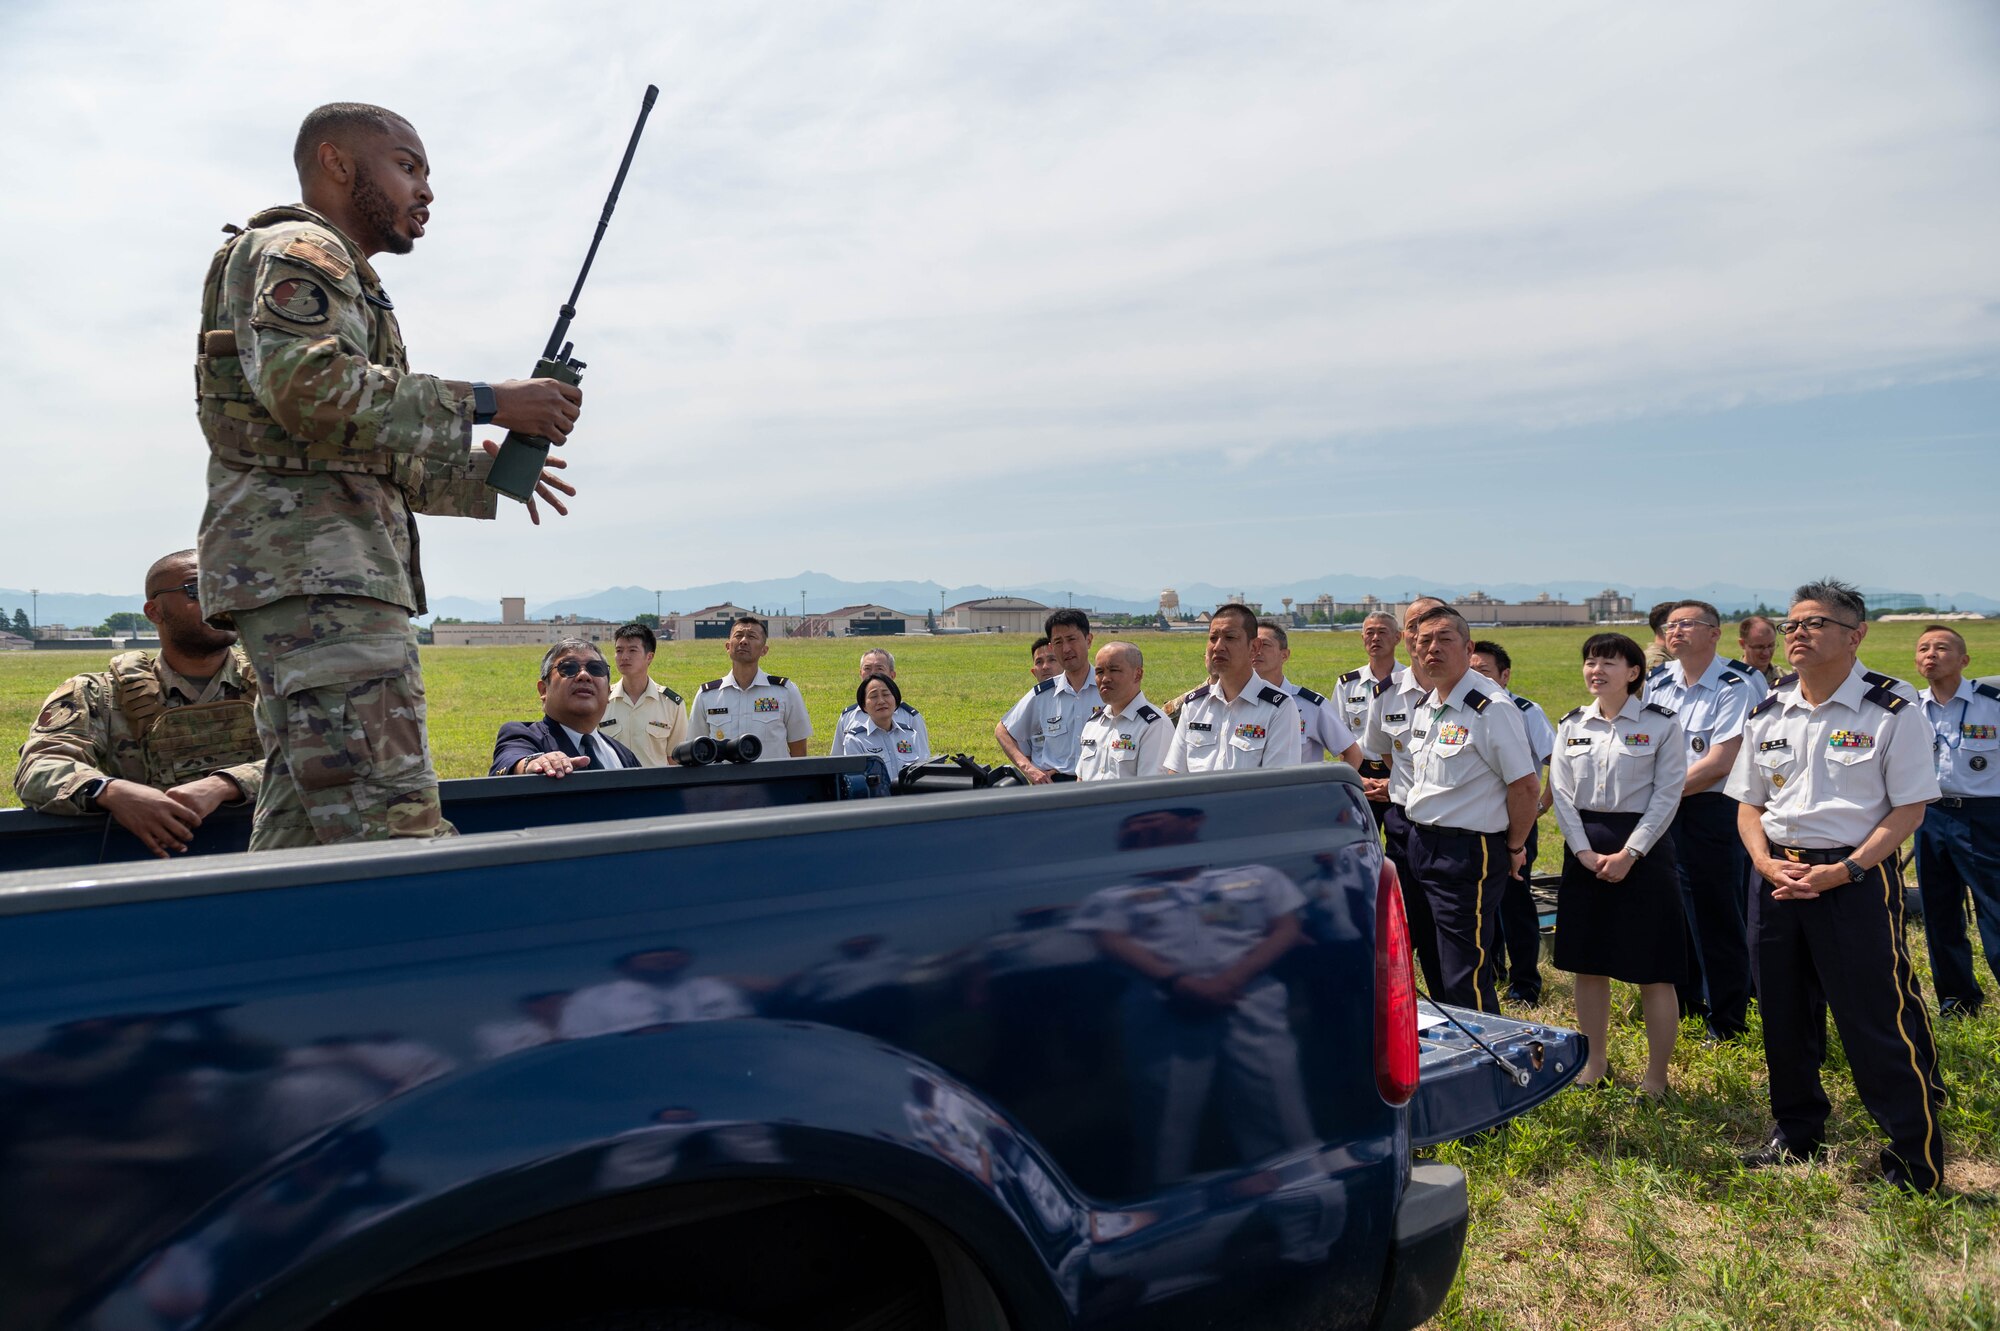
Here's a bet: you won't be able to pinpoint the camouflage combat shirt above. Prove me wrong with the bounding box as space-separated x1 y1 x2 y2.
195 204 498 623
13 650 265 814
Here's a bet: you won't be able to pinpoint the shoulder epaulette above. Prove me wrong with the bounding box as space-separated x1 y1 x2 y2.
1719 671 1744 686
1513 695 1533 712
765 674 789 687
1975 682 2000 702
1258 685 1289 707
1749 694 1781 720
1861 669 1904 690
1643 702 1676 718
1185 683 1212 703
1464 688 1493 714
1775 671 1799 688
697 678 723 692
1647 663 1669 678
898 701 921 716
1561 705 1585 722
1373 676 1395 697
1339 668 1363 683
1033 677 1057 696
1863 684 1909 714
1726 658 1754 674
1137 704 1162 724
838 702 859 716
1295 686 1326 706
661 685 683 705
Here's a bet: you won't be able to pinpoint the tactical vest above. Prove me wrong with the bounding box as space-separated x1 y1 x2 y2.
108 651 264 789
195 205 408 476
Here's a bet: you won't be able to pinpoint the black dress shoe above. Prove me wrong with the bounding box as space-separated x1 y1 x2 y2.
1506 987 1542 1006
1740 1134 1824 1168
1939 997 1984 1020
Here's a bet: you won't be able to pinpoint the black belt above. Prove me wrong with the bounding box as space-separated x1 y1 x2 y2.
1772 844 1856 866
1937 795 2000 810
1414 823 1501 841
1359 758 1390 778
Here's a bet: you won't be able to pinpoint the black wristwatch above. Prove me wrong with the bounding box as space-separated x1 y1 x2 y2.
77 777 109 811
471 381 497 425
1840 856 1866 883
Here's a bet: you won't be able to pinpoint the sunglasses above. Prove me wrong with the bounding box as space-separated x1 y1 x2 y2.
550 658 611 679
147 580 200 602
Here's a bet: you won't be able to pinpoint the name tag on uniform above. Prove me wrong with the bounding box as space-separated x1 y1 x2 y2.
1385 712 1408 724
706 707 730 716
1080 737 1099 750
648 720 671 729
1758 739 1789 752
1189 722 1213 732
1566 737 1592 748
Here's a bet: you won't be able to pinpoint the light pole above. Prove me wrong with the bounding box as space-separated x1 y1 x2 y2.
655 589 661 622
29 588 37 634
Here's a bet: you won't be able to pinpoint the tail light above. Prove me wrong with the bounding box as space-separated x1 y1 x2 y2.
1375 858 1421 1105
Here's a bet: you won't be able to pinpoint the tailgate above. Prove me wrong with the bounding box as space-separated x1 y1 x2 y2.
1407 1001 1583 1147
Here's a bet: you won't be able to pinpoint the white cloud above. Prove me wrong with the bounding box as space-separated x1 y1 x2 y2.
1 0 1994 598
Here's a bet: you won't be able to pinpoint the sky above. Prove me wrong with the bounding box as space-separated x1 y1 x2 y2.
2 0 1996 604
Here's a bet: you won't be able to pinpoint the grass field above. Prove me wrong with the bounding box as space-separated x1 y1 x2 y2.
4 619 1998 1325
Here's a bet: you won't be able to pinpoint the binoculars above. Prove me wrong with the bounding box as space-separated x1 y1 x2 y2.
672 734 762 766
894 753 1026 792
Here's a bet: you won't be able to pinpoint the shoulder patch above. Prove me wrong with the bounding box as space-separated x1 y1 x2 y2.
1975 682 2000 702
32 679 88 732
660 686 683 705
1513 695 1533 711
260 275 330 326
697 678 724 693
280 234 354 283
1749 694 1781 720
1643 702 1677 718
1338 668 1362 683
1295 686 1326 706
1258 685 1289 707
1033 677 1057 696
1464 688 1493 714
1862 684 1909 714
1137 704 1162 724
765 674 789 687
1561 705 1585 722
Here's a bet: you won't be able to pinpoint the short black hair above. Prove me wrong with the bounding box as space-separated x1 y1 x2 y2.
856 672 903 709
1667 599 1721 628
1044 608 1091 638
1791 578 1866 624
294 102 410 180
1211 603 1258 638
1582 633 1647 695
1647 601 1678 634
1256 618 1289 651
1919 624 1968 652
730 614 769 638
1471 640 1511 674
615 622 656 654
1030 635 1051 657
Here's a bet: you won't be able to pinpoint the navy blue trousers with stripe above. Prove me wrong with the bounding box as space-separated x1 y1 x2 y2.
1754 854 1946 1191
1408 823 1509 1013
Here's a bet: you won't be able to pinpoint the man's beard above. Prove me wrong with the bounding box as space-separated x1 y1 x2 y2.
164 617 239 658
351 161 412 255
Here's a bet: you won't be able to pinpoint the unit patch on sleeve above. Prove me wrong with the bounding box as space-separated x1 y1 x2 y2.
261 276 330 324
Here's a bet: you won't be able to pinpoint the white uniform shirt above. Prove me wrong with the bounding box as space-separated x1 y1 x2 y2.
1076 691 1173 781
1509 693 1555 767
599 677 688 767
1919 680 2000 798
1001 668 1103 776
1644 655 1769 771
693 670 812 757
1398 671 1538 834
1724 663 1940 849
1273 677 1358 765
1551 696 1687 856
1164 680 1303 773
1363 670 1433 806
830 713 929 779
836 701 930 757
1337 664 1403 767
559 722 626 770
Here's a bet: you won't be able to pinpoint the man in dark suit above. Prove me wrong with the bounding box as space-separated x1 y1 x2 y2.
491 638 641 778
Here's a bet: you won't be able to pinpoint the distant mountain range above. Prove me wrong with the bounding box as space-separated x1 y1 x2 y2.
7 573 1993 631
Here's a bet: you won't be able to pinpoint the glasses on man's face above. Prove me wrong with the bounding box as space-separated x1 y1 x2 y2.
147 581 200 602
1664 619 1718 635
1778 615 1859 635
550 658 611 680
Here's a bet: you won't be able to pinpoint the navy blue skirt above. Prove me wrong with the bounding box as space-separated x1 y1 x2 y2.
1553 809 1689 985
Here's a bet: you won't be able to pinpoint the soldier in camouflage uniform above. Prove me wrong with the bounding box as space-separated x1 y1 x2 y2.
14 550 264 857
196 102 584 849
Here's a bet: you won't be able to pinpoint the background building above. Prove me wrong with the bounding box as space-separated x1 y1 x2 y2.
667 603 809 640
431 599 618 647
939 597 1051 633
1585 588 1635 621
818 604 913 636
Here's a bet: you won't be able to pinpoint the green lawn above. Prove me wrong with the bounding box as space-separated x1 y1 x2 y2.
5 619 1998 1326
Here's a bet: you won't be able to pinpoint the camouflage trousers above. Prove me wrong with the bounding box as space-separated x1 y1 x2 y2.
232 594 454 849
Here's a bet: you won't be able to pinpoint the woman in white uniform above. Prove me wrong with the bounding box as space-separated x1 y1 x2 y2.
831 673 930 780
1551 633 1688 1096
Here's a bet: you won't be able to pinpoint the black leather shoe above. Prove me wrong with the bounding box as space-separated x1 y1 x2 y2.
1740 1134 1824 1168
1505 987 1542 1006
1939 997 1984 1020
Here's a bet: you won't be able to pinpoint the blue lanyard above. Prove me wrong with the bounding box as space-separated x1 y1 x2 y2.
1926 696 1968 754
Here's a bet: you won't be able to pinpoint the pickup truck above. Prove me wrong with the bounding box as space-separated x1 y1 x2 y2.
0 758 1581 1331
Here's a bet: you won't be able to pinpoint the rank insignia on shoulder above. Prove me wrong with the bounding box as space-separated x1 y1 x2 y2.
1033 678 1057 695
1561 706 1584 722
1861 685 1907 714
1775 672 1799 688
261 276 329 324
661 686 683 704
1464 691 1492 713
1257 686 1288 707
1861 670 1904 691
1643 702 1676 717
765 675 788 687
1749 694 1781 719
1974 682 2000 702
1720 671 1743 686
1514 696 1533 711
1137 705 1162 724
1295 686 1326 706
1339 669 1362 683
898 701 921 716
697 678 724 692
1373 677 1394 697
1184 684 1212 703
281 234 353 282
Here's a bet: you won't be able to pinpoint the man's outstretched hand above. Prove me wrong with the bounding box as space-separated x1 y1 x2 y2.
482 440 576 525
